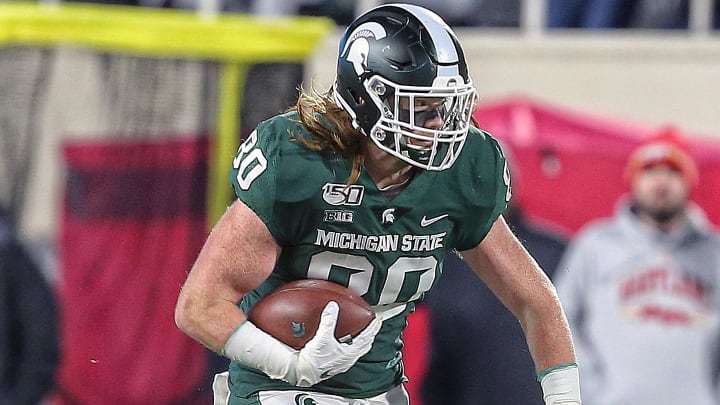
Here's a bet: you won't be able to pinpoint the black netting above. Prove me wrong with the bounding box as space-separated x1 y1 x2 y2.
0 45 302 238
0 47 51 218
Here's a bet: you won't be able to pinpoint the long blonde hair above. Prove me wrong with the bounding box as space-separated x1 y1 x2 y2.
288 84 367 185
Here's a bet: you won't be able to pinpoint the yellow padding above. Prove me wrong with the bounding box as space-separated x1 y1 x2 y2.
0 2 333 61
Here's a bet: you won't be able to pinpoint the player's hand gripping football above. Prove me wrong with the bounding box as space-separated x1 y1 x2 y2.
293 301 381 386
223 301 381 387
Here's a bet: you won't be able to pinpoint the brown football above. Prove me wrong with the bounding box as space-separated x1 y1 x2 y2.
248 279 375 350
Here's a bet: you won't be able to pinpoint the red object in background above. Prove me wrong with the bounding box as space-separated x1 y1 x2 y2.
402 306 430 405
475 95 720 233
55 137 210 405
401 96 720 404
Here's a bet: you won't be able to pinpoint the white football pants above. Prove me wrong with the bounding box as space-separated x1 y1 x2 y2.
212 371 410 405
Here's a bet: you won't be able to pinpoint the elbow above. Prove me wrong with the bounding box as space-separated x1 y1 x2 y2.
174 290 196 336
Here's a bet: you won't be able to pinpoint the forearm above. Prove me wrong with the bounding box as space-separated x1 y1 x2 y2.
176 293 246 353
175 200 279 353
463 218 577 370
519 289 581 404
461 217 580 403
175 249 249 353
520 290 577 373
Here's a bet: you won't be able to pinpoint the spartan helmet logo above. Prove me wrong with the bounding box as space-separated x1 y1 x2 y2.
342 21 387 76
382 208 396 224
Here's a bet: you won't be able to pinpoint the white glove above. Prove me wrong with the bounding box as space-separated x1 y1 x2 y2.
294 301 381 386
223 301 381 387
540 364 582 405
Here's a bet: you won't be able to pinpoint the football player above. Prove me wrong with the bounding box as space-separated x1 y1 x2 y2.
175 4 581 404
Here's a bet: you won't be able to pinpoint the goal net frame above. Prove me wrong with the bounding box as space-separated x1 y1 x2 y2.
0 2 332 230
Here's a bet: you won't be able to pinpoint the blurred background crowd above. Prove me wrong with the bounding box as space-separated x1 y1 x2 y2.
2 0 720 404
44 0 720 30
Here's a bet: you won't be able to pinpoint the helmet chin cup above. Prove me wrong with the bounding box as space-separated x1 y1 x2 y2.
370 125 439 169
407 144 432 165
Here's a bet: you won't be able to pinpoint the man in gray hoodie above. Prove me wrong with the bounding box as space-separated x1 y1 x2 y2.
555 127 720 405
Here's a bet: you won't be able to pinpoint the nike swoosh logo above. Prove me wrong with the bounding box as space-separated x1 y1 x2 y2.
420 214 448 227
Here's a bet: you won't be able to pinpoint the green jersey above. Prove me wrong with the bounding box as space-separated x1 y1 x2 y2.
227 111 510 400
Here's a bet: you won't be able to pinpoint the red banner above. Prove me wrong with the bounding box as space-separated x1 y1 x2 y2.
476 96 720 234
55 137 210 405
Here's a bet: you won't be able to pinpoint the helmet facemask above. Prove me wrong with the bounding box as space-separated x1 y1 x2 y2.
364 75 476 171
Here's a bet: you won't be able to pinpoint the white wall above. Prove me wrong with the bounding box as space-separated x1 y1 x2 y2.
306 28 720 138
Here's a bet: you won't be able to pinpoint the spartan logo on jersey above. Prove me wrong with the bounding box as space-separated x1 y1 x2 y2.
323 210 354 224
382 208 396 224
372 207 409 227
322 183 364 206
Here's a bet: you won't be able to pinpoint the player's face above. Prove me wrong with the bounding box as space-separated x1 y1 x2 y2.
397 96 446 147
632 164 689 222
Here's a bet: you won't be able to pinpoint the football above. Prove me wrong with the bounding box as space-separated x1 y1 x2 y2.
248 279 376 350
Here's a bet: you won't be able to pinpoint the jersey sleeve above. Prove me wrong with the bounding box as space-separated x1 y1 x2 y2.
229 120 287 244
452 132 511 251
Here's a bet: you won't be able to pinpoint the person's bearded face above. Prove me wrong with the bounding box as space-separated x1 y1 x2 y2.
631 164 689 223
